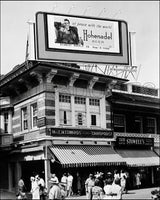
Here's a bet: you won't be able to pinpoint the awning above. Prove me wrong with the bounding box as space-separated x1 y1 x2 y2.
116 149 160 167
49 145 126 167
154 148 160 157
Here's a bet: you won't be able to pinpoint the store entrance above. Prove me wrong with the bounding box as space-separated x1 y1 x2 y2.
21 160 44 192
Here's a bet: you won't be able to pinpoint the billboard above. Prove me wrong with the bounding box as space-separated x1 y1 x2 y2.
36 12 129 64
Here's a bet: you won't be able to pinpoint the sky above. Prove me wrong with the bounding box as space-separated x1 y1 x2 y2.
1 1 159 88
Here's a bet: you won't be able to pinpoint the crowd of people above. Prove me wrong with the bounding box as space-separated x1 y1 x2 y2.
16 169 142 200
85 170 129 200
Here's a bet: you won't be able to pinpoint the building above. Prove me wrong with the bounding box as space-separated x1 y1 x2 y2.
0 60 159 194
0 11 159 195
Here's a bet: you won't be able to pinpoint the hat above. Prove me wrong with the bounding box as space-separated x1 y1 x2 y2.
107 172 112 175
49 178 58 184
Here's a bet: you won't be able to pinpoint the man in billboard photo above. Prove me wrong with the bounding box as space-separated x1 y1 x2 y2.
55 18 81 45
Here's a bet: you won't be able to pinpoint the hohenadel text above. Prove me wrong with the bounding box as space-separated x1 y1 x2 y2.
83 30 112 41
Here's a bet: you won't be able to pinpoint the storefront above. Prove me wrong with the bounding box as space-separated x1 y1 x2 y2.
115 136 160 188
49 144 126 194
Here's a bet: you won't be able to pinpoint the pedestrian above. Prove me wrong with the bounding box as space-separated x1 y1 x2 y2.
135 172 141 189
85 174 95 200
61 173 67 191
37 174 46 200
18 176 25 192
67 172 73 197
110 178 122 200
124 171 130 193
51 173 59 184
76 172 82 195
59 183 66 199
114 170 120 183
120 175 126 194
30 175 40 200
92 179 103 200
103 178 113 199
48 178 61 200
16 177 27 199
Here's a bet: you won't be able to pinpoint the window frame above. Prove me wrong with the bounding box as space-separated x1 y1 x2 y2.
31 103 38 129
59 94 71 103
21 107 28 131
113 114 126 132
89 98 100 106
146 117 156 134
75 96 86 105
4 112 9 133
91 114 97 126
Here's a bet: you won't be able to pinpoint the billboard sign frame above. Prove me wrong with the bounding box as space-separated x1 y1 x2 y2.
36 12 129 65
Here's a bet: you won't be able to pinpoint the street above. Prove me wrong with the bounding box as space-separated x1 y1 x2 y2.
1 187 159 199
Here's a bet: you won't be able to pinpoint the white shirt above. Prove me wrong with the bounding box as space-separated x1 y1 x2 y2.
61 176 67 184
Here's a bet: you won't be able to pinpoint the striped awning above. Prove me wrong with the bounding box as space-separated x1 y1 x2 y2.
49 145 126 167
154 147 160 157
116 149 160 167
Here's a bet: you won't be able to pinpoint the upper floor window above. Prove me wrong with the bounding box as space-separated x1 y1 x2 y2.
31 103 37 128
59 94 71 103
114 114 125 132
146 117 156 134
78 113 83 125
21 107 28 131
75 97 86 104
89 98 100 106
91 115 96 126
4 112 8 133
59 110 71 125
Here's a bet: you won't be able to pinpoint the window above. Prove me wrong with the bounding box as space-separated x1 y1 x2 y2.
31 103 37 128
78 113 83 125
91 115 96 126
64 111 67 124
146 118 156 134
89 98 100 106
134 116 143 133
75 97 86 104
114 114 125 132
60 110 71 125
4 112 8 133
21 107 28 131
59 94 71 103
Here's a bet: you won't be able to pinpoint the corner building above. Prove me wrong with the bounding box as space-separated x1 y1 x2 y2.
0 61 127 193
1 61 160 194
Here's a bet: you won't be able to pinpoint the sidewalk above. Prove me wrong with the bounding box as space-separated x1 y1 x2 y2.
1 187 159 199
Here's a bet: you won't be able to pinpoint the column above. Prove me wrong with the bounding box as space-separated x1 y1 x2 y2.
8 111 12 134
16 162 22 191
86 97 90 128
8 163 12 191
151 167 154 185
0 113 4 131
55 89 59 127
100 95 106 128
71 95 75 127
27 21 36 60
44 145 51 190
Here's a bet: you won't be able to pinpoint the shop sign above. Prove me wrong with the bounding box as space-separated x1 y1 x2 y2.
48 128 113 138
37 117 46 127
116 136 154 147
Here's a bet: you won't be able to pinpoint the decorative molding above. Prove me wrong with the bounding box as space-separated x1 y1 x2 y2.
88 76 99 89
46 69 57 83
69 73 79 87
30 71 43 84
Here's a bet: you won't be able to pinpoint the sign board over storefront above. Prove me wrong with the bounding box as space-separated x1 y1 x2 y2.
116 136 154 148
47 128 113 138
36 12 129 64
